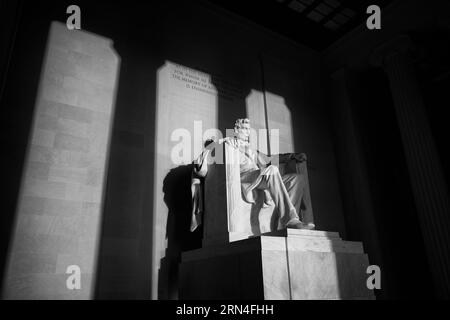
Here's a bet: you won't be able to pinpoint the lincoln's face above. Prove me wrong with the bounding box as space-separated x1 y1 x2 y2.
235 122 251 142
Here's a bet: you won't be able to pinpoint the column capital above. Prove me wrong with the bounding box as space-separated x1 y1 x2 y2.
369 35 420 68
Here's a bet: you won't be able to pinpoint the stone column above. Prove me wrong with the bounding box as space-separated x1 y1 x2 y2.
371 35 450 298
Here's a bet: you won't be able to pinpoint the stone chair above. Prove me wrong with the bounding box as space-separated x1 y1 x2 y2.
202 141 314 247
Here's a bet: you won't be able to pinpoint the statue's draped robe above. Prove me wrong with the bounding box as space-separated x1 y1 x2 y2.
190 137 307 231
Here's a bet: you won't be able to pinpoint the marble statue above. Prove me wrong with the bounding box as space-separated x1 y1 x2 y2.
190 118 315 232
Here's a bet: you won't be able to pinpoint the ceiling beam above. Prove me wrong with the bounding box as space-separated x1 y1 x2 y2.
300 0 323 17
319 3 344 27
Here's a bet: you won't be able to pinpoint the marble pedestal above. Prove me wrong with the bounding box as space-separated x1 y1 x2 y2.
179 229 375 299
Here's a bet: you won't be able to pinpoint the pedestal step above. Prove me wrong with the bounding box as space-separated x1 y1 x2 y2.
180 230 375 300
266 228 341 239
204 228 343 247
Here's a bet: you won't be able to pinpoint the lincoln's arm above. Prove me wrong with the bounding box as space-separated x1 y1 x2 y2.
256 150 271 168
258 152 307 166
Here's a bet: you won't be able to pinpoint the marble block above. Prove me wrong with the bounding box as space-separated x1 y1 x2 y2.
179 229 375 300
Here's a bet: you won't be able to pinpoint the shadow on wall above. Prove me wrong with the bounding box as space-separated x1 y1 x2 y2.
349 67 435 298
327 66 436 299
159 164 202 300
0 7 49 296
93 55 158 299
92 25 160 299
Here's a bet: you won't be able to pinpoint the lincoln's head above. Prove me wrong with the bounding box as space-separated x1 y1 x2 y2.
234 118 251 142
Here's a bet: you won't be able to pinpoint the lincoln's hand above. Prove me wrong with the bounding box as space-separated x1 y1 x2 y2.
275 153 307 163
275 153 291 164
292 153 307 162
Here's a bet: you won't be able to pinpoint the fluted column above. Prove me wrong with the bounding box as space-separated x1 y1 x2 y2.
371 35 450 298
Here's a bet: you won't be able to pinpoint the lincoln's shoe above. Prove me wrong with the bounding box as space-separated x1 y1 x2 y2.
303 223 315 230
286 219 316 230
286 220 302 229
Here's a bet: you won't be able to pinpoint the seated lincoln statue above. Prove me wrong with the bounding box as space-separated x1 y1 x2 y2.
190 118 315 237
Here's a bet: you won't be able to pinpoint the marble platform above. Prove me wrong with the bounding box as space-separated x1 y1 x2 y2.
179 229 375 299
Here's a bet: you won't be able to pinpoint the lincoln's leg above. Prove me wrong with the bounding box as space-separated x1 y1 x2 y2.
282 173 304 214
257 165 300 228
282 173 315 227
300 183 314 225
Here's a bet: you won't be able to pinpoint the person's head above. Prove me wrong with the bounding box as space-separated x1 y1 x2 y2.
234 118 251 142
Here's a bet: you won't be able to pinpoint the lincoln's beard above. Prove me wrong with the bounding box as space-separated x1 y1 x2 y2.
235 133 249 143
